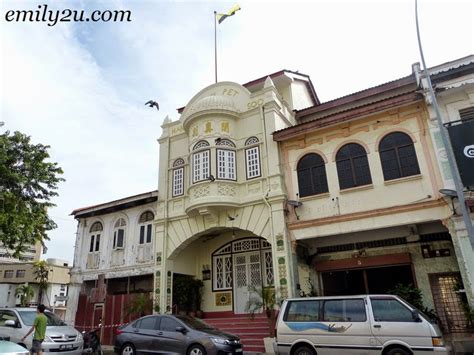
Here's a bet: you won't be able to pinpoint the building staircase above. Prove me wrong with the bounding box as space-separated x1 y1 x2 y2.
202 313 271 353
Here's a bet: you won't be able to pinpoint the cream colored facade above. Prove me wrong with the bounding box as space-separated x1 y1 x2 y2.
414 55 474 305
273 60 474 336
154 74 315 313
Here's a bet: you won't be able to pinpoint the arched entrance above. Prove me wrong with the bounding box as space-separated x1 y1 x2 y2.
212 237 273 314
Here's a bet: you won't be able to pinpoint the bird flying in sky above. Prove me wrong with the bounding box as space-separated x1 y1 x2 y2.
145 100 159 110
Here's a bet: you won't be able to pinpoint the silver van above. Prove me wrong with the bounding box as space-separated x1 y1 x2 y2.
275 295 448 355
0 307 83 354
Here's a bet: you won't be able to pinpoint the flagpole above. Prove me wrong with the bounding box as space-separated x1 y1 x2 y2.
214 11 217 83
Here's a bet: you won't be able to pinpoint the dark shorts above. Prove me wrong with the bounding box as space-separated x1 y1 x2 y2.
31 339 43 353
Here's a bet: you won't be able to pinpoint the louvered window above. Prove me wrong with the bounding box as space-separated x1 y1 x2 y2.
459 107 474 121
297 153 328 197
113 218 126 249
379 132 420 180
336 143 372 189
139 211 154 244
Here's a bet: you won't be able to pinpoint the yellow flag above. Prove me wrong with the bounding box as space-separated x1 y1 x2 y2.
216 4 241 24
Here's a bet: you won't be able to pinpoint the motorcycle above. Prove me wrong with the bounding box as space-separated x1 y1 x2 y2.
82 326 103 355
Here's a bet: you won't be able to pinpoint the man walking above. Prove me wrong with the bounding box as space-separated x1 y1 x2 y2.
21 304 47 355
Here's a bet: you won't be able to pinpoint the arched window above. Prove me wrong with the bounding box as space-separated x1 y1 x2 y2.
297 153 328 197
336 143 372 189
172 158 185 197
88 222 102 253
192 141 210 183
379 132 420 180
245 137 261 179
138 211 154 244
113 218 126 250
216 139 236 180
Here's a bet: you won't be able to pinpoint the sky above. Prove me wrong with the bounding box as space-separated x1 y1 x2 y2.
1 0 473 263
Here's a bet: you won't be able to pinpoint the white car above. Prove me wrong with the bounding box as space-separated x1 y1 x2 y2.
275 295 449 355
0 340 30 355
0 308 83 355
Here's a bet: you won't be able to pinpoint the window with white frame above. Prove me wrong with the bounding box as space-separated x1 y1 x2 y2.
139 211 154 244
172 158 185 197
214 255 233 290
212 238 273 291
245 137 261 179
217 139 236 180
89 222 102 253
192 141 210 183
113 218 126 249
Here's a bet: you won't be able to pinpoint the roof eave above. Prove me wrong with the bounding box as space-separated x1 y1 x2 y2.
273 92 422 142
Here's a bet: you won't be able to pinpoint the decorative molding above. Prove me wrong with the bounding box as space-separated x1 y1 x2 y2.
193 185 210 198
217 184 236 196
288 199 446 231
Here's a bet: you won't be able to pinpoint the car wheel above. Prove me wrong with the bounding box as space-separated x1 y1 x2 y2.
120 343 135 355
293 344 316 355
386 347 411 355
188 344 206 355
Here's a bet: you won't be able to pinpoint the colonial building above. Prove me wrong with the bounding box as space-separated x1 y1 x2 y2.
273 56 474 335
154 72 317 317
67 191 158 329
68 58 474 347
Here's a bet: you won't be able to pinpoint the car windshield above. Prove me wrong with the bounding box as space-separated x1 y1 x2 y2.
18 311 66 326
175 316 214 330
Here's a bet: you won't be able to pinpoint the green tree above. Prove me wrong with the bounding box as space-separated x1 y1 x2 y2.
0 130 64 257
15 284 35 306
34 260 49 304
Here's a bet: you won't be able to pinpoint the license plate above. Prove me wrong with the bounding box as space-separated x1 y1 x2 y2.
235 349 242 353
60 344 74 350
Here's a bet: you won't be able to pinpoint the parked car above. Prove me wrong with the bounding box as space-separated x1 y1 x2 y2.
0 340 30 355
274 295 448 355
114 314 242 355
0 307 83 354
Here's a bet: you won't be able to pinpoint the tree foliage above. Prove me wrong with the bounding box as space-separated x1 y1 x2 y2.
15 284 35 306
0 130 64 257
34 260 50 304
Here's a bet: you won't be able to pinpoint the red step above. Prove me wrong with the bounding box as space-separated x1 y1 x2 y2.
202 314 270 353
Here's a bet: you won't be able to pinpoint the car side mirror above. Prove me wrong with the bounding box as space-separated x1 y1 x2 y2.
175 326 187 334
5 320 17 327
411 310 422 322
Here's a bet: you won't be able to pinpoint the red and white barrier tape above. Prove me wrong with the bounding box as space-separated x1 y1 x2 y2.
72 322 127 329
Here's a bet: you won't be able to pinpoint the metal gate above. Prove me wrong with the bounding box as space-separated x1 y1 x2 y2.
429 273 469 333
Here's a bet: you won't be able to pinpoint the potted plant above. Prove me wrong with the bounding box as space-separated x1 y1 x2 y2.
246 285 279 353
126 293 152 319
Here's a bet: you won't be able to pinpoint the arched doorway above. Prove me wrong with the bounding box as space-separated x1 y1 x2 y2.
212 237 273 314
